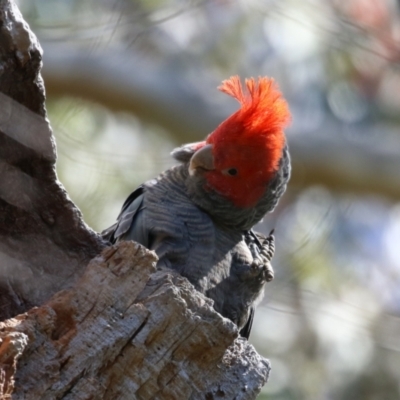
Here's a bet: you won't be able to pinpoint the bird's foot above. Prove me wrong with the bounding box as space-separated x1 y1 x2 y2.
245 230 275 282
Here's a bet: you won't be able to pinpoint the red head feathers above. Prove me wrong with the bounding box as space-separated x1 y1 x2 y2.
203 76 291 208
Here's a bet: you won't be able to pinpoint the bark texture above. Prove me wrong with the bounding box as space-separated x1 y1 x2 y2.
0 0 105 320
0 241 270 399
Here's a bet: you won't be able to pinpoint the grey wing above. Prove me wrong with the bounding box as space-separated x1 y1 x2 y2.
101 186 149 248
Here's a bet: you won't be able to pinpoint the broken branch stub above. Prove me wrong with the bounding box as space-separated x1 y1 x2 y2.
0 242 270 399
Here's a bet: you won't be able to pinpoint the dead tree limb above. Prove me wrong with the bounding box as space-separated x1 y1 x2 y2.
0 242 269 399
0 1 270 398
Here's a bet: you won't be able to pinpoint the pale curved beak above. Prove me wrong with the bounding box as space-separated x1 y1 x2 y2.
189 144 215 176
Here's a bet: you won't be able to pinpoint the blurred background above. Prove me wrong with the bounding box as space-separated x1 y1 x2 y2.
17 0 400 398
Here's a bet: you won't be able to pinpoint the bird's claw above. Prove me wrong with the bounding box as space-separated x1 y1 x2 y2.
245 230 275 282
249 258 274 282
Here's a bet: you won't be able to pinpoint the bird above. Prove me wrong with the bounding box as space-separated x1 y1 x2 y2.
102 75 291 339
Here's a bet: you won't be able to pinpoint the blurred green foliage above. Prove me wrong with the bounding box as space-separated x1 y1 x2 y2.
47 98 174 230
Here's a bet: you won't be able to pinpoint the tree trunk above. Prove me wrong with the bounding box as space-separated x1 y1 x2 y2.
0 0 104 320
0 1 270 398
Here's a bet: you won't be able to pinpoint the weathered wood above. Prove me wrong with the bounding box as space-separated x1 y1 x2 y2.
0 241 269 399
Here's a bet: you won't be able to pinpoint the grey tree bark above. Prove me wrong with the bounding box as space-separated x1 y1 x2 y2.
0 1 270 398
0 0 105 321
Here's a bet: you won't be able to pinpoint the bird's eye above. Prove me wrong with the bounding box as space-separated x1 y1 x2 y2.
227 168 238 176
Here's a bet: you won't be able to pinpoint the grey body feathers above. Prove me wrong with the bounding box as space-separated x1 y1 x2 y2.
103 144 290 337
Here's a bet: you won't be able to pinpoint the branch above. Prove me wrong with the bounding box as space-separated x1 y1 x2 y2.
41 43 222 143
41 43 400 201
0 241 269 399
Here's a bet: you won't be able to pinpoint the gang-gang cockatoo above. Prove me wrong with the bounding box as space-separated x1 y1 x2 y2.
102 76 291 339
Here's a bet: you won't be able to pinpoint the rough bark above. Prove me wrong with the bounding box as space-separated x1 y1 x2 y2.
0 1 270 398
0 0 105 320
0 241 269 399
